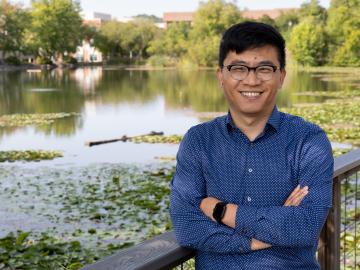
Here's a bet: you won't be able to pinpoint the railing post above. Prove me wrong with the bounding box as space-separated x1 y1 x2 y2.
321 177 341 270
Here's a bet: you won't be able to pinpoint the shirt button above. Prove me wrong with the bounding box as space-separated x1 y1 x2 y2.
240 247 243 251
247 196 252 202
248 168 253 173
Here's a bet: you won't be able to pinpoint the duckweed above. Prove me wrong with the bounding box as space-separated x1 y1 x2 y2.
0 113 79 128
0 150 63 162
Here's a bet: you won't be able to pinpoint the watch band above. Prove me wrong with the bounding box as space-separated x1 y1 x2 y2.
212 202 227 224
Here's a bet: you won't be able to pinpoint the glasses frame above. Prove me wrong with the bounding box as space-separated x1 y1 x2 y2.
222 64 279 81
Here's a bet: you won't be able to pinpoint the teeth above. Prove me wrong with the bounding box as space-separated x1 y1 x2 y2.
241 92 261 97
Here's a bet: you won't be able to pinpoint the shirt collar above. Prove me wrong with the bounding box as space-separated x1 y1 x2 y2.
225 106 280 133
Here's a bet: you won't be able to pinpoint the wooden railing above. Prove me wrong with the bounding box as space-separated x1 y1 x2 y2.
82 148 360 270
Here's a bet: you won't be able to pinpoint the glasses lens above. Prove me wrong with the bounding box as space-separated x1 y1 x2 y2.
256 66 274 81
229 65 248 80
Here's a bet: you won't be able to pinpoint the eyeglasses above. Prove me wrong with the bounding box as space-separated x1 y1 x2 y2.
222 64 279 81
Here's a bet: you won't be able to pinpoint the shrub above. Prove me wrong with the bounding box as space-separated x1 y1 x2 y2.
4 56 21 65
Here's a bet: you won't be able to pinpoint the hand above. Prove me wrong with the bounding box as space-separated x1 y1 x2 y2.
200 197 220 222
283 185 309 207
251 238 272 250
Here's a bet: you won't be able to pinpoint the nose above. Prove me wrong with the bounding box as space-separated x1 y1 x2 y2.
242 70 260 85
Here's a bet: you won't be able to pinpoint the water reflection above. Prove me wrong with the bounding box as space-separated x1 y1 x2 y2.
72 67 102 95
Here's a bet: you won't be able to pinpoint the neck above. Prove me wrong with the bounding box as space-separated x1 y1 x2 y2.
230 107 274 141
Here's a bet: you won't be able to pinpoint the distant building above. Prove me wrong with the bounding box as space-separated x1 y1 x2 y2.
76 12 112 63
163 8 296 28
242 8 296 20
83 11 112 29
163 12 194 28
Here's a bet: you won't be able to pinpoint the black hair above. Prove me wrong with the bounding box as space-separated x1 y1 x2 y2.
219 21 286 69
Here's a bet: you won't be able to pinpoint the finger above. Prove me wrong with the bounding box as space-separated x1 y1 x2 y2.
284 185 303 206
284 185 300 206
288 187 309 206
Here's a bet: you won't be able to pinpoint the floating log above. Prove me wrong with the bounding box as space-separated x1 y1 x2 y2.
85 131 164 147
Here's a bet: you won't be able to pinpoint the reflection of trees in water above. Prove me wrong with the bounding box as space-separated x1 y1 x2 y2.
151 69 228 112
0 71 28 114
0 70 85 136
0 68 352 138
280 70 338 107
34 116 83 137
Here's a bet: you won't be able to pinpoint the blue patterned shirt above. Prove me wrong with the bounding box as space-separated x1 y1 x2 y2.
170 106 334 270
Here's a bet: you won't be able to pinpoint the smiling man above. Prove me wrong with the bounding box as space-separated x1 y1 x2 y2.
170 22 334 269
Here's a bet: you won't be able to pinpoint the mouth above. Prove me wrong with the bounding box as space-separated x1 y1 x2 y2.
239 91 264 98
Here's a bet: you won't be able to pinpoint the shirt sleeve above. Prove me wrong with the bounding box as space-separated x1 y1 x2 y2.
170 128 252 254
234 128 334 248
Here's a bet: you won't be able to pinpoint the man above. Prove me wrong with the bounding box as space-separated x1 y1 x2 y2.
170 21 333 269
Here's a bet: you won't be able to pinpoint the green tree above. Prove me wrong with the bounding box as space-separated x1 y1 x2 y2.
326 0 360 66
258 15 276 28
147 22 190 58
187 0 243 66
289 19 327 66
120 19 159 60
274 10 299 40
29 0 82 62
299 0 327 23
132 14 162 23
0 0 30 59
97 20 124 58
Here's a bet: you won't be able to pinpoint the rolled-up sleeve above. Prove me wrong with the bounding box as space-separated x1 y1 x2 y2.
170 128 252 254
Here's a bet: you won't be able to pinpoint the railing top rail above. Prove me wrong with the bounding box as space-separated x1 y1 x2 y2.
334 148 360 179
81 231 195 270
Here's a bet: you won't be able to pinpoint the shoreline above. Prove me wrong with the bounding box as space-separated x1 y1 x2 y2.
1 63 359 72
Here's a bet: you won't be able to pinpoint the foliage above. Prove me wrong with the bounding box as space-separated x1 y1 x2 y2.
299 0 327 23
29 0 83 61
0 231 96 270
0 0 30 57
0 150 62 162
187 0 243 66
35 56 52 65
282 94 360 146
130 134 183 144
4 55 21 65
0 164 174 268
132 14 162 23
288 19 327 66
257 15 276 27
146 55 176 67
325 0 360 66
0 113 79 127
274 10 299 40
64 56 78 65
97 19 159 61
121 19 160 59
148 22 190 58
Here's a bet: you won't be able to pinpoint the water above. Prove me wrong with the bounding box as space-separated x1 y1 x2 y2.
0 67 356 166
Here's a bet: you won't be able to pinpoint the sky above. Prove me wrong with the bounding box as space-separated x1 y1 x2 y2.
17 0 331 19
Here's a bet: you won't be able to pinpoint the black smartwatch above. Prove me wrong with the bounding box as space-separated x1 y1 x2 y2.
212 202 227 224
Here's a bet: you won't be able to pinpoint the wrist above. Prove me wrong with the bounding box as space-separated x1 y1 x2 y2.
222 203 237 228
212 202 227 224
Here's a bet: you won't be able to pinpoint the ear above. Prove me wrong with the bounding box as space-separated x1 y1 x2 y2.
216 67 223 88
279 68 286 87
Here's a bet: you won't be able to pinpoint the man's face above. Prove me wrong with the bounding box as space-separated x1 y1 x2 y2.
217 45 286 117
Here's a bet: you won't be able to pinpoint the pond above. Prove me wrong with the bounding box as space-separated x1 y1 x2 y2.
0 67 356 166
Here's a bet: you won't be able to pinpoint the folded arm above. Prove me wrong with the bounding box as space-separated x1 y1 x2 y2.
200 130 334 248
170 129 254 254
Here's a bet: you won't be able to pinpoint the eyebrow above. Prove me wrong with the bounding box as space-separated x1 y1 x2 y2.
228 60 276 66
